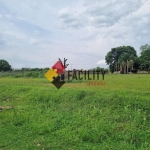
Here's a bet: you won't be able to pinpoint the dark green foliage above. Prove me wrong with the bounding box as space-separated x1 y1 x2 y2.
92 66 108 72
109 65 115 73
105 44 150 73
132 69 138 73
139 45 150 71
133 57 140 71
105 46 137 65
105 46 137 73
0 60 12 71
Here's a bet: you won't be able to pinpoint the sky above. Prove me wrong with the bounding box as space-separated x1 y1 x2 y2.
0 0 150 70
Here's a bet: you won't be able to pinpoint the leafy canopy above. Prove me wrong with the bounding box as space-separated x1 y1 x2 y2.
105 46 137 65
0 59 12 71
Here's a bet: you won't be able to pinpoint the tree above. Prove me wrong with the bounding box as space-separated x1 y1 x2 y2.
105 46 137 65
133 57 140 72
139 45 150 71
109 64 115 73
0 60 12 71
140 44 150 55
105 46 137 73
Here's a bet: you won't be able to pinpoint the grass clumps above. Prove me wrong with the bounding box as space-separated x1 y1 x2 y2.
0 75 150 149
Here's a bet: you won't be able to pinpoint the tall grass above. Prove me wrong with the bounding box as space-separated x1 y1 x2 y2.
0 74 150 149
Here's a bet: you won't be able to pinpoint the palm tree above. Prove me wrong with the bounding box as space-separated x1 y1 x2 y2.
118 54 135 74
128 55 135 72
118 59 123 73
128 60 134 72
119 55 127 74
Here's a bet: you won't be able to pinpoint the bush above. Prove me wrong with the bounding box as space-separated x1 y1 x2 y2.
0 60 12 71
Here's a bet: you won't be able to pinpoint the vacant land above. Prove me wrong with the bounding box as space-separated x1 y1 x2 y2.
0 74 150 150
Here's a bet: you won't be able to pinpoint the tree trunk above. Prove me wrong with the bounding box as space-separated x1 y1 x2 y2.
127 60 128 74
124 64 126 74
118 62 119 72
130 66 131 72
120 63 122 73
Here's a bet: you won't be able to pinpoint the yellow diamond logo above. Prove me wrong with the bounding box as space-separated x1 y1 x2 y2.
44 68 58 82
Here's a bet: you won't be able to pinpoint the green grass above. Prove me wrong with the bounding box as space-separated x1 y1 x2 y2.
0 74 150 150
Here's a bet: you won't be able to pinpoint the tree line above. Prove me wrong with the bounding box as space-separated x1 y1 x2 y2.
105 44 150 73
0 44 150 75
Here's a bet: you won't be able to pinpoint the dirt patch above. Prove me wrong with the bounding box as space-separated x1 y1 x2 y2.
0 106 14 112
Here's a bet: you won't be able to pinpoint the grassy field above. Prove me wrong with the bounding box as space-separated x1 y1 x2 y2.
0 74 150 150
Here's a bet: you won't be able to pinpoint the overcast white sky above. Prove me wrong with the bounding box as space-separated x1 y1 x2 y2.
0 0 150 69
